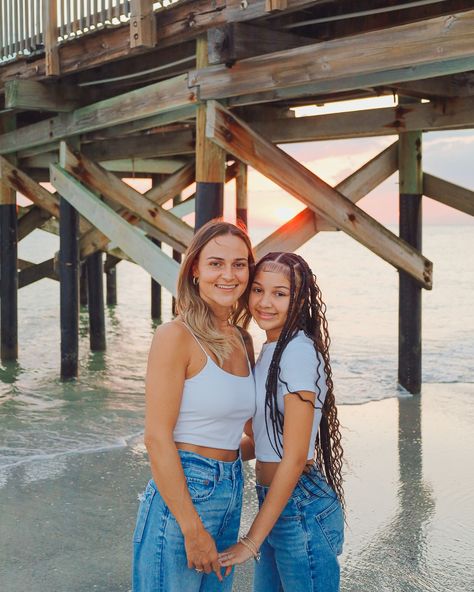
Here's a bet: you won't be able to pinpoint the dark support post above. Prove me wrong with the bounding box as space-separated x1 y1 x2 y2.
151 238 162 320
87 251 106 351
80 263 88 306
0 116 18 362
0 176 18 361
59 197 79 378
398 108 422 394
105 254 119 306
236 161 248 228
195 35 225 230
172 194 182 315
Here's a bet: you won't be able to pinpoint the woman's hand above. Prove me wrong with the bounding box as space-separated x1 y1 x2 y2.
184 527 223 581
218 541 254 575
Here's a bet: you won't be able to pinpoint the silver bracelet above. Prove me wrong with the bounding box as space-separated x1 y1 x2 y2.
239 535 261 562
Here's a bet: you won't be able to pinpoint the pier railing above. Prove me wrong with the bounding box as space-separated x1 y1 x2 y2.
0 1 182 66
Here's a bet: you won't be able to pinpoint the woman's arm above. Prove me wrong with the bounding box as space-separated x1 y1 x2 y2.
219 391 315 567
240 419 255 462
144 322 223 580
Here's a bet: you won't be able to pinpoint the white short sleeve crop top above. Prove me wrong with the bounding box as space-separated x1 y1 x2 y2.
172 325 256 450
253 331 328 462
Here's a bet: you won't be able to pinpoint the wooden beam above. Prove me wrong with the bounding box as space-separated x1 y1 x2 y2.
0 157 90 234
50 165 180 295
423 173 474 217
251 97 474 142
0 75 197 156
130 0 157 49
5 80 82 112
189 11 474 103
18 206 52 240
83 129 196 162
255 140 399 257
146 160 196 205
59 144 193 255
43 0 60 76
208 22 311 65
18 258 57 288
265 0 288 11
395 72 474 99
207 101 432 288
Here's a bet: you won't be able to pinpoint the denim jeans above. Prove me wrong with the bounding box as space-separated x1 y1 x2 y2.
254 466 344 592
132 449 243 592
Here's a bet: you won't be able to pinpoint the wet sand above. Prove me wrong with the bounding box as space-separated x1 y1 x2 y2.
1 383 473 592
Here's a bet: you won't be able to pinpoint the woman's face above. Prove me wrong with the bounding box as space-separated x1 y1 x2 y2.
249 268 291 342
193 233 250 314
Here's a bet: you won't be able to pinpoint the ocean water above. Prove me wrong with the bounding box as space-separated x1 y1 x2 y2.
0 224 472 488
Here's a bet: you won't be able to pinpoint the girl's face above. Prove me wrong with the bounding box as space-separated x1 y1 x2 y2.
249 269 291 342
193 233 250 314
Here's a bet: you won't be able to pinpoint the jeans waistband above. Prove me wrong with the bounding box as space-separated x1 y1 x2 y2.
256 464 333 501
177 449 242 482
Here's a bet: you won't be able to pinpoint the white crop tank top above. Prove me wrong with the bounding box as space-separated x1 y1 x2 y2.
253 331 328 462
173 324 256 450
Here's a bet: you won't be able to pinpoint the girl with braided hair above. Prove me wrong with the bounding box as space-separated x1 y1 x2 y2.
219 251 344 592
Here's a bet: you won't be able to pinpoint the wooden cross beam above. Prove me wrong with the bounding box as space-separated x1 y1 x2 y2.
18 206 53 241
188 10 474 105
207 100 432 288
18 259 58 289
0 75 196 156
50 165 180 295
255 141 399 257
252 97 474 143
59 143 194 255
423 174 474 217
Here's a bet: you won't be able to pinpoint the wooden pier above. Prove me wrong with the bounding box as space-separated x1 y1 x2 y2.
1 0 473 388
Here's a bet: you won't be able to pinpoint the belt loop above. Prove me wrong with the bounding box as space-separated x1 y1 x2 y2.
218 461 224 482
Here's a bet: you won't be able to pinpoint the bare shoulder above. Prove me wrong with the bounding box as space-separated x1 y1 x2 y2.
237 326 255 366
149 320 193 357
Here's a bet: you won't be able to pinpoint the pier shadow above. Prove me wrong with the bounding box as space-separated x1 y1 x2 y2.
343 395 435 592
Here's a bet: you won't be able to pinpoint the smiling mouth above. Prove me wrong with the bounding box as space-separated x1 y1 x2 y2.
256 311 276 319
215 284 238 290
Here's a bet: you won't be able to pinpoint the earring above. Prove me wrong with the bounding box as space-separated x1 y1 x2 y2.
192 276 199 286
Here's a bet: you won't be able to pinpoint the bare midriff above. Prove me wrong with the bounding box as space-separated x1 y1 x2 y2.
256 459 315 487
176 442 238 462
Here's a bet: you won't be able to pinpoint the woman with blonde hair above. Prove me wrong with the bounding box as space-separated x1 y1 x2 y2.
132 220 256 592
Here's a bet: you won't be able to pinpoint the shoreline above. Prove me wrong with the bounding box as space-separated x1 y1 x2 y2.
1 383 473 591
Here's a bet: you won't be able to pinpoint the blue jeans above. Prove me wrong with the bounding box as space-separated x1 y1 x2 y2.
132 450 243 592
254 466 344 592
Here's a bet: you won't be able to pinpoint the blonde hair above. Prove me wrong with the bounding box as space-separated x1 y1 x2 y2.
176 220 254 365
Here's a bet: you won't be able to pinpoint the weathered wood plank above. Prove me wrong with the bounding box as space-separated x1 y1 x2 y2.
146 160 196 205
43 0 60 76
208 22 312 65
0 156 90 234
252 97 474 142
18 258 58 288
5 80 80 112
208 101 432 288
50 165 180 295
0 75 197 156
255 140 399 256
190 11 474 101
60 143 194 250
18 206 52 240
423 173 474 217
130 0 157 49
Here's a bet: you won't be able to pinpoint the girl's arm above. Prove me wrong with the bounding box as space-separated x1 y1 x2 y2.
144 322 223 580
220 391 315 567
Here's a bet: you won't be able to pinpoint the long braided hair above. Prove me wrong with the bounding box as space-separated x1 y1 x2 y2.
250 252 344 507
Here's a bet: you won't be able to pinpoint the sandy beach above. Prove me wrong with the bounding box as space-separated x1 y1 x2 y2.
1 383 473 592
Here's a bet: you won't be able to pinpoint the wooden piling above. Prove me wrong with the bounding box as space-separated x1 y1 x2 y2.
0 115 18 362
87 252 106 351
0 180 18 362
151 238 162 320
398 109 423 394
105 254 119 306
80 263 88 306
59 197 79 379
236 161 248 228
195 36 226 230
